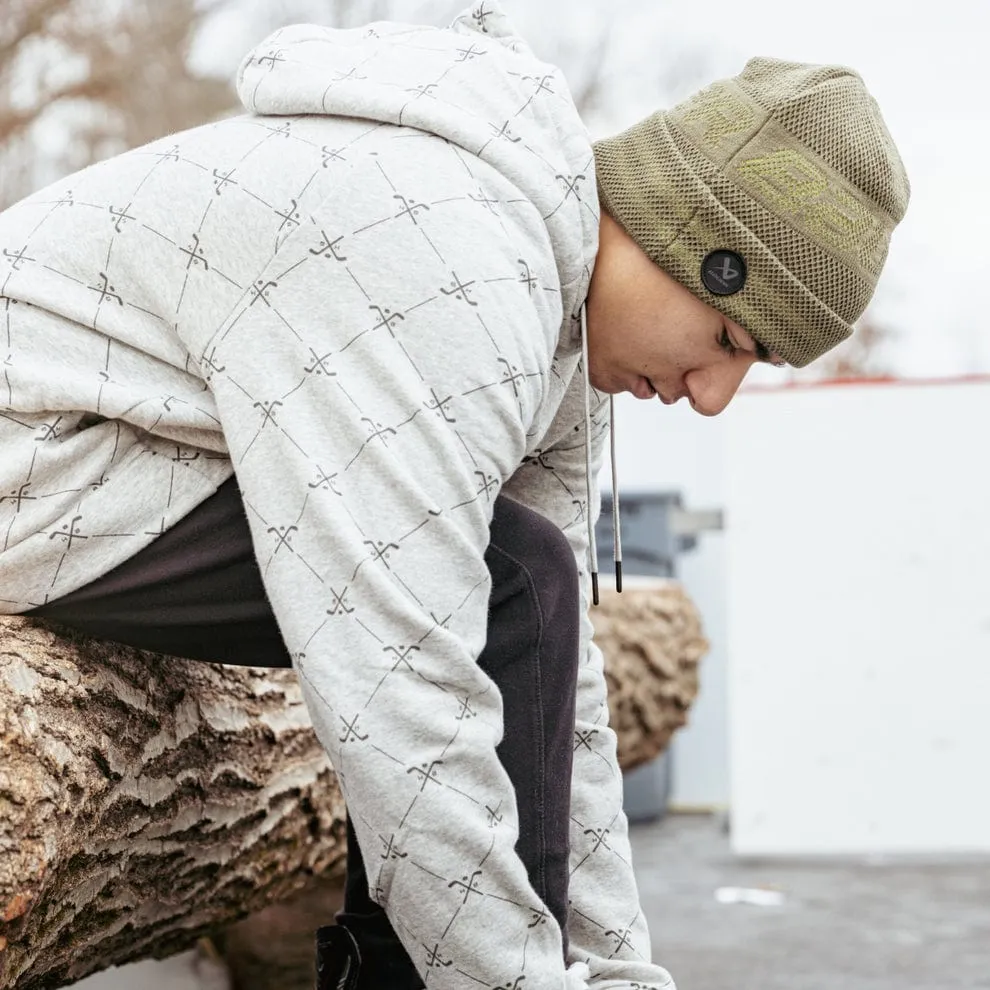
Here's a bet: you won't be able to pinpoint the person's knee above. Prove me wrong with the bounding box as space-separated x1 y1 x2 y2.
489 497 578 616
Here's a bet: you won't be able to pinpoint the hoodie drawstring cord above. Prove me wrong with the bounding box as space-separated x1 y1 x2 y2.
579 304 599 605
579 304 622 605
609 394 622 593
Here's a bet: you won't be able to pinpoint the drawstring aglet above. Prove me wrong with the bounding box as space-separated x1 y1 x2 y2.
591 570 599 606
614 560 622 593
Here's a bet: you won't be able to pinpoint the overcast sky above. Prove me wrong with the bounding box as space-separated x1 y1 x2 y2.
195 0 989 378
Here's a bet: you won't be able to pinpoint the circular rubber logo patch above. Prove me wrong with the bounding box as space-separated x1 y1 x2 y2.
702 250 747 296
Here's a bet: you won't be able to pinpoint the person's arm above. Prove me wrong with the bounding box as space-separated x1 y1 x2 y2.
503 388 677 990
193 177 584 987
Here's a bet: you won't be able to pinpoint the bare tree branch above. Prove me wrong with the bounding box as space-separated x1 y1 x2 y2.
0 0 72 65
0 0 241 207
0 63 122 146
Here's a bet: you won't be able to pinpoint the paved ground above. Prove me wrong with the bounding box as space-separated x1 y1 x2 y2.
632 813 990 990
77 812 990 989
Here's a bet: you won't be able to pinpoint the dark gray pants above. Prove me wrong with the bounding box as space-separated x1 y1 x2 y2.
29 478 580 987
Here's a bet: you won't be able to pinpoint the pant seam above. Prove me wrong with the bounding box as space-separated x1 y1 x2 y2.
486 540 549 907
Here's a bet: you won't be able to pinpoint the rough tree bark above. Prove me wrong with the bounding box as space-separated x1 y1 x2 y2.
0 581 706 990
0 617 346 990
594 583 707 768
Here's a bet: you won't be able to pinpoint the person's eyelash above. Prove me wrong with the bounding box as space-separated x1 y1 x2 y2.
719 327 737 355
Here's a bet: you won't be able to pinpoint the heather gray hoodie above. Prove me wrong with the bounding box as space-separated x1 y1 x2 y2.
0 4 673 987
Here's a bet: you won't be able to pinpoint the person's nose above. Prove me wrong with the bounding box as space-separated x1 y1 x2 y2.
684 357 754 417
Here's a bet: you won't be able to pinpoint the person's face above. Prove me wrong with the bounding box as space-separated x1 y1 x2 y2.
585 212 784 416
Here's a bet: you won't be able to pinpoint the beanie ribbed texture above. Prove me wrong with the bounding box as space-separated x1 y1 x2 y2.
592 58 910 367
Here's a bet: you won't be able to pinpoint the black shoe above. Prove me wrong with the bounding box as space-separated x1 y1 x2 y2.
316 924 361 990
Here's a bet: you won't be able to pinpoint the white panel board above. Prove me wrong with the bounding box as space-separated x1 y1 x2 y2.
725 379 990 854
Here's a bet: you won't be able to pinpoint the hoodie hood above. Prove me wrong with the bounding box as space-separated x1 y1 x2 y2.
237 2 598 320
238 3 619 594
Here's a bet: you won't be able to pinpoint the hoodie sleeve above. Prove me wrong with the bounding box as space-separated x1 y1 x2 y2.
503 394 678 990
192 140 585 988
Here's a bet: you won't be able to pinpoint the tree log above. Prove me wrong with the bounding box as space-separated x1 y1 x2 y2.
0 618 345 990
592 582 708 770
0 581 706 989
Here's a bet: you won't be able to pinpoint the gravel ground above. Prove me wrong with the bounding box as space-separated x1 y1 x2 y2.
75 812 990 990
632 813 990 990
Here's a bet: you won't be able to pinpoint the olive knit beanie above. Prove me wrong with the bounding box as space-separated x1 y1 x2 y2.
592 58 910 367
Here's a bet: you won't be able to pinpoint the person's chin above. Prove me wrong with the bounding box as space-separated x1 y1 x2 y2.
587 367 621 394
592 381 623 395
